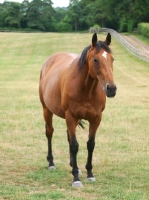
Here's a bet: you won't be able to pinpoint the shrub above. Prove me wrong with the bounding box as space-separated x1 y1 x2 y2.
138 23 149 38
55 21 72 32
92 24 101 33
93 24 101 29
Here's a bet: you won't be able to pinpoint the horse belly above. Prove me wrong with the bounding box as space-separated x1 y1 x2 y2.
43 76 65 118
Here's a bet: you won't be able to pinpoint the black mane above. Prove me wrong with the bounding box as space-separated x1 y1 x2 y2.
78 41 111 71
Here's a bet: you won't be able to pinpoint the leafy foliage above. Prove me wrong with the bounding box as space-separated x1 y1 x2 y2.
138 23 149 38
0 0 149 32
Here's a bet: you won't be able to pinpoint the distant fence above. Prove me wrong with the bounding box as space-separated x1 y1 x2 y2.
89 27 101 33
100 28 149 63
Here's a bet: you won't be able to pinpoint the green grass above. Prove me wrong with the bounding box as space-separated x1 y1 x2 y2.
0 32 149 200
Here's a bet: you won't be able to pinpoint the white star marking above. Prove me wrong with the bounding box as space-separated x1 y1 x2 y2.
102 51 107 60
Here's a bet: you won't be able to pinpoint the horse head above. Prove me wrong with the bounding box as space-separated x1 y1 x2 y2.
87 33 117 97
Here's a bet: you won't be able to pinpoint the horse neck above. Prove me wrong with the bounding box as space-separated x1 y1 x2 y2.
79 64 98 95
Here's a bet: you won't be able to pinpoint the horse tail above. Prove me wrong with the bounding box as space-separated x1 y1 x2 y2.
78 120 86 129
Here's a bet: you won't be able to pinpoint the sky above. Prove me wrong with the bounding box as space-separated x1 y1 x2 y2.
0 0 70 7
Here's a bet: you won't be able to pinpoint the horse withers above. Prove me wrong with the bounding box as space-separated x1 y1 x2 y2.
39 33 117 187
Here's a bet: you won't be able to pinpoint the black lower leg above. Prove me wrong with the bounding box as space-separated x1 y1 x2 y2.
86 137 95 178
46 125 55 167
70 138 80 182
67 131 73 167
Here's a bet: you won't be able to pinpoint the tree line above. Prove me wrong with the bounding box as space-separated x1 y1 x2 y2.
0 0 149 32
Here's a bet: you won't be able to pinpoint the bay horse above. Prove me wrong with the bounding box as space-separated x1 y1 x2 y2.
39 33 117 187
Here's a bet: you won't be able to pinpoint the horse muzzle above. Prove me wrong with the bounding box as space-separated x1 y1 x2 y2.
106 85 117 98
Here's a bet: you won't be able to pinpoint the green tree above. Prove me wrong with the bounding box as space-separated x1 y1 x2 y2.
26 0 54 31
20 0 29 28
0 3 8 27
67 0 82 31
52 7 72 32
26 0 44 30
4 2 21 28
40 0 55 31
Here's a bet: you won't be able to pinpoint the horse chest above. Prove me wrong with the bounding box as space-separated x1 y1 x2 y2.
69 100 104 121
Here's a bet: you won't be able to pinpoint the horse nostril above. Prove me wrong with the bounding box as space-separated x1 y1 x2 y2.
107 85 117 91
107 85 110 91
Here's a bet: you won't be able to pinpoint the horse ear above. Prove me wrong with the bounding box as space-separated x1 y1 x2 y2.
92 33 97 47
105 33 111 46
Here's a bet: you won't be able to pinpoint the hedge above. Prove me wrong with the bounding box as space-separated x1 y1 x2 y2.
138 23 149 38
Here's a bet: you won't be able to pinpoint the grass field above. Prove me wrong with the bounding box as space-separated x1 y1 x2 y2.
0 32 149 200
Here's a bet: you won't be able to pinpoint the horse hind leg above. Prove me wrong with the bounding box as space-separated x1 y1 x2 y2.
43 106 56 170
67 130 73 167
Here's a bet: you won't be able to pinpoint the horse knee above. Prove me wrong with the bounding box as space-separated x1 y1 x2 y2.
70 140 79 154
87 139 95 152
45 125 54 138
67 131 70 143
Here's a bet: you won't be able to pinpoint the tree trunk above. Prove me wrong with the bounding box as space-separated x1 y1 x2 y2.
75 17 77 31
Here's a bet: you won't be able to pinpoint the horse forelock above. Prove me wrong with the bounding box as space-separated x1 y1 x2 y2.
96 41 111 54
78 41 111 71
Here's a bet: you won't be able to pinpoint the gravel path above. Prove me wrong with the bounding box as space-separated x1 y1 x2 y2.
122 35 149 52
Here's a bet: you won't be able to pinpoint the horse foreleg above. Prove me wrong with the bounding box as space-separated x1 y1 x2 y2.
86 114 102 181
67 131 73 167
66 113 83 187
86 135 96 181
67 131 82 175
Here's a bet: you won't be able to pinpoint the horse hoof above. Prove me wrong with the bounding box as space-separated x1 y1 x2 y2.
48 166 56 170
72 181 83 187
78 169 82 175
86 177 96 182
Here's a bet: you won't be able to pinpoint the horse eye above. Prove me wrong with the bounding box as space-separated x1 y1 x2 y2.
93 58 98 64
